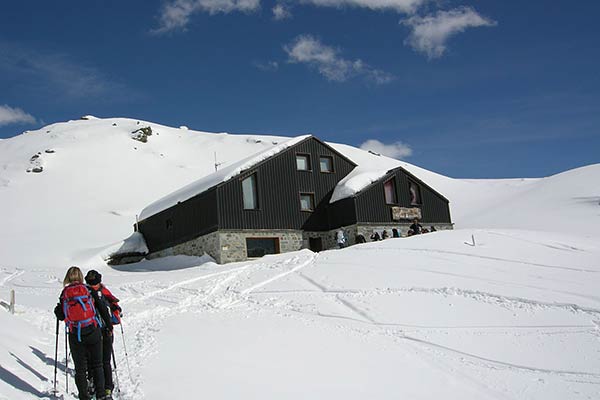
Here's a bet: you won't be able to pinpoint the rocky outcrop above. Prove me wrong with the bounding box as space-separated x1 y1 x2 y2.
131 126 153 143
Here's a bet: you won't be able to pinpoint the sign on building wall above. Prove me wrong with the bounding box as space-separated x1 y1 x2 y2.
391 207 422 221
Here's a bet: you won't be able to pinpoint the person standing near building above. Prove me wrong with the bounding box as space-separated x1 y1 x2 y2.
409 218 423 236
336 229 347 248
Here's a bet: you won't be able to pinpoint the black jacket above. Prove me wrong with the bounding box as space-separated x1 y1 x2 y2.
410 223 422 234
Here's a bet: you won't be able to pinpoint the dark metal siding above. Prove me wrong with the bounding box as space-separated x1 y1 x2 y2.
355 169 451 224
218 137 356 231
137 188 218 253
327 197 358 228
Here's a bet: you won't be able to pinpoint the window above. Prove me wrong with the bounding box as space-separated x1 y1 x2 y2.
299 193 315 211
409 181 422 205
242 174 258 209
246 238 280 258
319 156 333 173
296 154 311 171
384 178 397 204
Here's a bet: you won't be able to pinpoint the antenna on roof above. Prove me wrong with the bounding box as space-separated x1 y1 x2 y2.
214 152 223 171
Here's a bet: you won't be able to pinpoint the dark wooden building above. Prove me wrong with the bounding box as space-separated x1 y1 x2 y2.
327 166 452 242
138 136 356 263
134 135 453 264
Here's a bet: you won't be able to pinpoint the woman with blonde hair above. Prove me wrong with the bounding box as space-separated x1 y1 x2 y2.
54 266 110 400
62 266 84 286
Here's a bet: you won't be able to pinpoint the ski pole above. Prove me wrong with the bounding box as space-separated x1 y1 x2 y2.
65 329 69 393
119 323 133 380
111 347 121 397
53 318 59 395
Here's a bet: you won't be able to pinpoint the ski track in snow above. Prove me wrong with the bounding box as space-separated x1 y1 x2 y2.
0 268 24 287
4 243 599 399
359 246 600 273
281 294 600 398
257 272 600 392
264 288 589 398
114 249 600 400
115 253 318 399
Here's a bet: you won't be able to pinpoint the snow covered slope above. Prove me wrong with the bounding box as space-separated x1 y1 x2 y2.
1 116 598 269
0 117 291 268
1 230 599 400
0 117 599 400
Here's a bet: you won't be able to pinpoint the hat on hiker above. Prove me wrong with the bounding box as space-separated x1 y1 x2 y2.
85 270 102 285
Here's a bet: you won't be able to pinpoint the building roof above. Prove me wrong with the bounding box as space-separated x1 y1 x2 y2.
329 168 392 203
139 135 311 220
139 134 447 221
330 164 450 204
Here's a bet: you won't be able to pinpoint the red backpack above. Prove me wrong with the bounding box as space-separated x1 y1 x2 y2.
61 283 100 341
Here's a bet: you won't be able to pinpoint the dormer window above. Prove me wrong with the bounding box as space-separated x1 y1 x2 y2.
296 154 311 171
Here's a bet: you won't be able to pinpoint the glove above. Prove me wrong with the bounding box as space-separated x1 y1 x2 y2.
54 303 65 321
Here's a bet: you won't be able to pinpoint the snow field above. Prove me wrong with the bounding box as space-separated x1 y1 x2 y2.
1 230 599 399
105 230 600 399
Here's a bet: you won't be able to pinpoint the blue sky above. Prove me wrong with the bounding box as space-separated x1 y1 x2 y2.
1 0 598 178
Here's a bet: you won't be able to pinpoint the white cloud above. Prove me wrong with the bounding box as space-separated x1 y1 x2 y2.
284 35 394 84
402 6 497 59
272 3 292 20
154 0 427 32
253 60 280 71
360 139 412 159
155 0 261 33
303 0 426 14
0 105 36 127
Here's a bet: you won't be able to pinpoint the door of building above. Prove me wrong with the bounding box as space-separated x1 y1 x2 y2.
309 237 323 252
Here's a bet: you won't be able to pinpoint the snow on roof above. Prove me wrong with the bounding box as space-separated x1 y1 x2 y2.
328 142 405 204
329 168 392 203
328 142 452 204
139 135 311 220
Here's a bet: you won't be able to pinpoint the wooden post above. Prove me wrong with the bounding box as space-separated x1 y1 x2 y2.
9 290 15 314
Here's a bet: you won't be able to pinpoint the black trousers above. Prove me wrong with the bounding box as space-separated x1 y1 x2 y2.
69 327 104 400
102 331 114 391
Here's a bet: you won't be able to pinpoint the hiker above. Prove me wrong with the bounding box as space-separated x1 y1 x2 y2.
356 234 367 244
392 228 400 238
382 230 390 239
54 266 111 400
336 229 347 248
408 218 423 236
85 270 120 399
370 231 381 241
